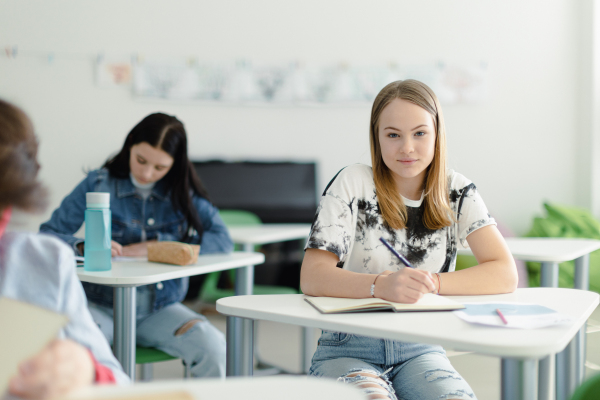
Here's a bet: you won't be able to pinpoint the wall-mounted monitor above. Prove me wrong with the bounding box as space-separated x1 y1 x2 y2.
192 160 318 224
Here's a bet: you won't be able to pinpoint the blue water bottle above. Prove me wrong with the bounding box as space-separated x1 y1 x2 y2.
84 192 112 271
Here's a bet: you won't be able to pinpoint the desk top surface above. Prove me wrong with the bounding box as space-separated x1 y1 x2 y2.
227 223 311 245
66 375 366 400
217 288 598 359
458 237 600 262
76 252 264 287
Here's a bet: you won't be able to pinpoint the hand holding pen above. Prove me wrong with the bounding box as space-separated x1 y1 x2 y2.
374 238 437 303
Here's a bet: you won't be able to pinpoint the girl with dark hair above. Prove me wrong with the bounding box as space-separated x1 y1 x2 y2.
0 98 128 399
40 113 233 378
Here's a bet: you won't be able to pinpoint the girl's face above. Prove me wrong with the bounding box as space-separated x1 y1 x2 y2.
129 142 174 185
378 98 436 191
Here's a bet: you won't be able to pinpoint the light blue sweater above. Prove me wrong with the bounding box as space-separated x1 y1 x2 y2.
0 231 129 384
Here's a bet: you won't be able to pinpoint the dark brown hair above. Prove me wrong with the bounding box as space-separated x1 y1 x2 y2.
0 99 47 211
103 113 209 242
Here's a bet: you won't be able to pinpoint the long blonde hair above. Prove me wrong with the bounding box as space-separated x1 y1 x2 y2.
369 79 453 230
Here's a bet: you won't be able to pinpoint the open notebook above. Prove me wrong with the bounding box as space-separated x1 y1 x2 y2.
305 293 465 314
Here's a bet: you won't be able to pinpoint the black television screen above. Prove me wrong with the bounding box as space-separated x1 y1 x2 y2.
192 160 318 223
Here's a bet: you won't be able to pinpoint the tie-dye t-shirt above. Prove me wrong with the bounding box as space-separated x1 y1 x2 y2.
305 164 496 274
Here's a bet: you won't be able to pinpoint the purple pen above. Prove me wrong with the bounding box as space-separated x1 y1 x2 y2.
379 237 414 268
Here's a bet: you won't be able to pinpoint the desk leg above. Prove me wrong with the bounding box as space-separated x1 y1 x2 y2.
226 316 253 377
556 334 584 400
113 286 137 380
226 316 240 376
572 255 589 386
501 358 537 400
232 243 255 376
574 254 590 291
538 355 553 400
301 327 316 374
236 243 255 296
540 261 559 288
557 255 588 400
554 254 589 400
241 318 254 375
538 261 558 398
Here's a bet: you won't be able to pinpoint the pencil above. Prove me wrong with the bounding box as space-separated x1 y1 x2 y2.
379 237 414 269
496 308 508 325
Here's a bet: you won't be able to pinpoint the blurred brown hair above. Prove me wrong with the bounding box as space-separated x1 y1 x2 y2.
0 99 47 211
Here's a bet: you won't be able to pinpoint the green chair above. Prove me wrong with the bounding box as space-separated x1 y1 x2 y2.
136 345 190 381
570 373 600 399
198 209 299 305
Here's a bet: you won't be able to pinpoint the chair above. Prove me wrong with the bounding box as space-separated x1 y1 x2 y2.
198 210 299 305
136 346 190 381
570 373 600 399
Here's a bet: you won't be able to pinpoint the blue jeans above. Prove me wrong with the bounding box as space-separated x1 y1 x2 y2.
309 331 476 400
88 286 225 378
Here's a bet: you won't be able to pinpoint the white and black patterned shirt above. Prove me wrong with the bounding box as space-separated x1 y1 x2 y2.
305 164 496 274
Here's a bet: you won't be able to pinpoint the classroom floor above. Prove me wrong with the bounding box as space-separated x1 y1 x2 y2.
140 301 600 400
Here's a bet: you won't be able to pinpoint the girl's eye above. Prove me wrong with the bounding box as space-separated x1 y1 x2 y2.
415 131 425 137
137 158 146 164
388 133 399 138
155 166 166 171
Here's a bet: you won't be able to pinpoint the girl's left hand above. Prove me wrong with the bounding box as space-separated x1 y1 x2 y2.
121 240 157 257
8 339 95 399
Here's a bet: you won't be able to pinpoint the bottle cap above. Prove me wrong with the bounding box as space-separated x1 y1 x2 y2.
86 192 110 208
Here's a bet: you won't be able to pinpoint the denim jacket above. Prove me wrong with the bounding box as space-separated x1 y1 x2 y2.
40 169 233 311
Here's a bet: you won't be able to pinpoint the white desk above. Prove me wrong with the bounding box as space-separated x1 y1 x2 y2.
217 289 599 400
226 223 312 375
66 375 366 400
459 237 600 399
227 224 312 248
77 252 265 379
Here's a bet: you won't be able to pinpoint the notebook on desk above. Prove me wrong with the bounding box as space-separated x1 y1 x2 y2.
304 293 465 314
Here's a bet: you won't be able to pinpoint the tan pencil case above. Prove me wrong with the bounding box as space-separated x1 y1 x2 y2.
147 241 200 266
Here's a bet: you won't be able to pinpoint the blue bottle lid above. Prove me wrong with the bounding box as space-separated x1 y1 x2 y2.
86 192 110 209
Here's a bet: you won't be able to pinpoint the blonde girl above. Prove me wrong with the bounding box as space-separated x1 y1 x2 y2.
301 80 517 400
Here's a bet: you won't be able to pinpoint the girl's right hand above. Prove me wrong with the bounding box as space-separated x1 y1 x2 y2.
111 241 123 257
375 268 436 303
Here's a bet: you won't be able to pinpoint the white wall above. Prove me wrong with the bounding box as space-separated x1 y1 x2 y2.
0 0 587 235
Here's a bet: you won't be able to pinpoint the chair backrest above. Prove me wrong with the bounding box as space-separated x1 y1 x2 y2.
219 209 262 226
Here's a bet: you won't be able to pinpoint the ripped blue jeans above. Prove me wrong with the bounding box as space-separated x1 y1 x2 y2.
309 331 476 400
87 285 226 378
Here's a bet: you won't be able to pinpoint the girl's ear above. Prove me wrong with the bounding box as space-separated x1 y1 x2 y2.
0 206 13 238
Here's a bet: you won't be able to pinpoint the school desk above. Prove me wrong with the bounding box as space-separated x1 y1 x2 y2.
216 288 598 400
459 237 600 400
65 375 366 400
76 252 265 379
